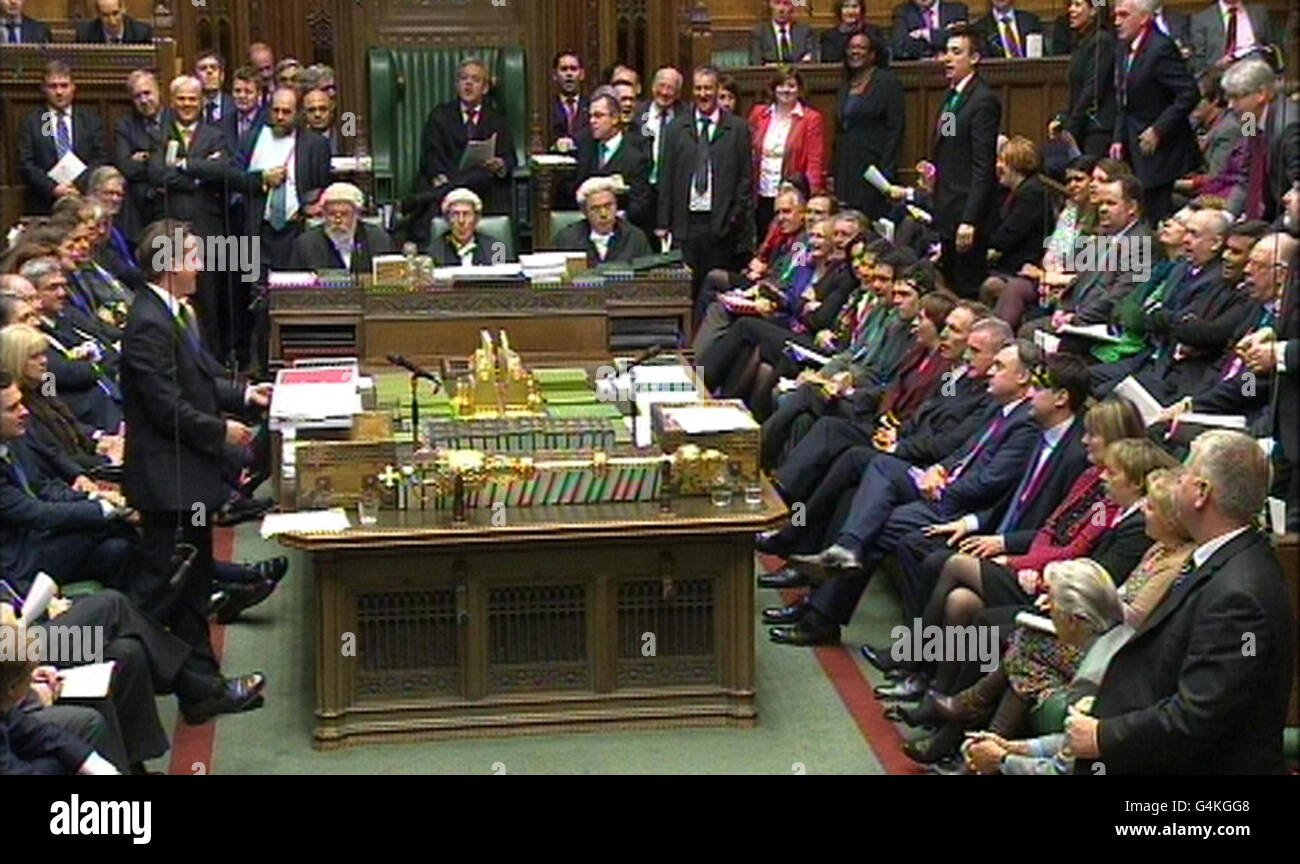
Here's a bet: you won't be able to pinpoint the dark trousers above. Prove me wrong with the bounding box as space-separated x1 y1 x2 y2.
682 213 742 323
992 275 1042 332
771 443 882 555
29 704 128 773
940 230 989 299
19 530 133 594
1143 182 1174 226
138 511 220 678
755 196 776 244
775 414 874 501
811 497 948 624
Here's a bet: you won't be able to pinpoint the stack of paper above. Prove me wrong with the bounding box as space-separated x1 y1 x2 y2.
260 508 352 538
270 359 363 430
519 252 586 282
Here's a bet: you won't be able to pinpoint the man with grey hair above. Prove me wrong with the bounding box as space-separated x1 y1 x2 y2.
114 70 163 239
410 57 517 245
1220 56 1298 221
572 87 651 234
1071 429 1293 773
634 66 684 192
552 176 651 266
1110 0 1198 223
288 182 394 273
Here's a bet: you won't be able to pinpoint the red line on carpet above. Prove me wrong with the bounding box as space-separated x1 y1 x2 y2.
166 527 231 775
759 553 924 775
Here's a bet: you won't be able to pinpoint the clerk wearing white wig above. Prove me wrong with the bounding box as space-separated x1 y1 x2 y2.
427 187 504 266
551 176 652 266
287 181 395 273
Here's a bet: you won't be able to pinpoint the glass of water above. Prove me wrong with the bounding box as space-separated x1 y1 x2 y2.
711 476 734 508
744 478 764 507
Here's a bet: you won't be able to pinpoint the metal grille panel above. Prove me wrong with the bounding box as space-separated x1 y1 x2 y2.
487 585 590 692
615 579 717 687
355 589 459 698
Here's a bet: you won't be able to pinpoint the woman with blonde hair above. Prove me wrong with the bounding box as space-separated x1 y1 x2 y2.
0 323 122 472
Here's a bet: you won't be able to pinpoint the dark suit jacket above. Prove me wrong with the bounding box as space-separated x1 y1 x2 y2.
551 95 590 144
5 14 51 42
1067 221 1156 325
1114 26 1199 188
223 105 268 156
146 121 232 236
891 0 970 60
976 414 1089 539
936 398 1039 517
573 130 652 232
833 68 907 220
1086 529 1293 773
552 217 652 266
988 175 1048 273
656 109 752 251
113 109 167 240
17 105 107 214
75 15 153 43
1156 7 1192 46
931 75 1001 234
0 436 111 585
1 708 90 775
750 20 819 63
288 223 396 274
1089 507 1152 586
38 314 120 432
416 100 517 217
121 286 247 512
971 8 1043 58
1067 25 1117 154
1188 2 1274 73
895 369 994 465
235 126 332 235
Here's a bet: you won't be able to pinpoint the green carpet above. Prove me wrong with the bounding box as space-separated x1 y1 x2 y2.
193 525 899 774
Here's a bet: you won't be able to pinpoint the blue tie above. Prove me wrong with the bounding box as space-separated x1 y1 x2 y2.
55 113 72 159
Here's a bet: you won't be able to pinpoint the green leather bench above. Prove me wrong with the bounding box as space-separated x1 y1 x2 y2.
546 210 584 246
368 46 530 241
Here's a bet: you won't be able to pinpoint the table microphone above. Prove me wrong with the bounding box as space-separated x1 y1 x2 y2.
387 353 443 391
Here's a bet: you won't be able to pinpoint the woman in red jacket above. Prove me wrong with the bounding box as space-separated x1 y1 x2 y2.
748 66 826 241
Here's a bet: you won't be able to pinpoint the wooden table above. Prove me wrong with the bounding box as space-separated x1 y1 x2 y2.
268 270 695 368
278 483 787 747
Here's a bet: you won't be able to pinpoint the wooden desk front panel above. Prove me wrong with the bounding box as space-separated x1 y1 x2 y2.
364 314 610 366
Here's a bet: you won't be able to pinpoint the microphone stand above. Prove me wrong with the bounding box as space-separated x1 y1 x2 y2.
408 372 420 448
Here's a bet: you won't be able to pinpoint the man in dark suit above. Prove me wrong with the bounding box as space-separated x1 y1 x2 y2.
288 182 395 274
114 70 166 243
772 340 1041 644
1188 0 1276 74
147 75 235 358
890 352 1093 623
892 0 970 60
899 28 1000 298
236 86 332 271
552 177 652 266
121 220 269 721
76 0 152 44
195 51 236 131
632 67 684 233
1221 57 1299 222
656 65 752 321
572 89 652 235
302 87 344 156
551 51 590 152
750 0 818 64
409 57 517 246
227 65 268 154
972 0 1043 58
0 0 50 42
1111 0 1199 224
1072 430 1293 773
17 62 108 215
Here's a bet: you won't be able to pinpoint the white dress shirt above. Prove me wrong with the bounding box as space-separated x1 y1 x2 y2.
688 108 721 212
1191 524 1251 569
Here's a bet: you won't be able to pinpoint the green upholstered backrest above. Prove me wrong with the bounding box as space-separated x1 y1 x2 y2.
431 215 516 261
368 46 528 201
547 210 585 245
1028 690 1070 736
712 49 751 69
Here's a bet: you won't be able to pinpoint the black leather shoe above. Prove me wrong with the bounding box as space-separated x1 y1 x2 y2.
761 600 807 625
899 691 944 727
769 613 840 646
757 566 811 589
181 673 267 725
859 642 917 676
929 755 972 776
902 724 963 765
214 495 275 527
250 556 289 585
212 579 276 624
755 530 792 556
873 674 928 702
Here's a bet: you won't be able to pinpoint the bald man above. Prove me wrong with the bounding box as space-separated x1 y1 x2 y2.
76 0 152 43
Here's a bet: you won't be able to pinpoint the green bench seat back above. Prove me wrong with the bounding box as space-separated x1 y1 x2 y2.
547 210 585 246
431 215 516 261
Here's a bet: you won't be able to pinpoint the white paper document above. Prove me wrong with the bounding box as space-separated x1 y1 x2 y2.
1113 376 1164 427
1058 323 1123 344
661 405 758 435
530 154 578 167
1034 330 1061 354
461 133 498 169
1015 611 1057 635
47 151 88 186
862 165 891 193
260 508 352 538
1178 412 1247 430
783 341 831 366
19 572 57 624
58 662 116 699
